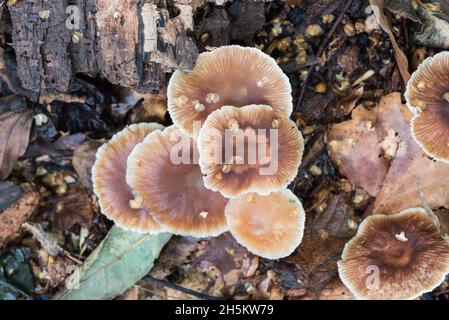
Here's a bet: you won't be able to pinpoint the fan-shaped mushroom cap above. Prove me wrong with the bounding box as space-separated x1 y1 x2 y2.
126 125 228 237
167 45 293 137
405 51 449 163
225 190 305 259
338 208 449 300
197 104 304 198
92 123 164 233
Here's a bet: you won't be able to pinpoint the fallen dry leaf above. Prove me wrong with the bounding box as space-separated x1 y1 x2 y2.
369 0 411 83
0 108 33 180
328 92 449 213
110 84 167 122
373 94 449 214
0 190 39 248
327 104 388 197
277 192 359 299
115 286 140 300
22 222 63 256
72 139 104 194
253 270 284 300
387 0 449 49
43 183 94 231
301 277 355 300
415 2 449 49
196 233 258 295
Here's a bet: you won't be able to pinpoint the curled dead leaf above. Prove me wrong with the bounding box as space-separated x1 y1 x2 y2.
0 108 33 180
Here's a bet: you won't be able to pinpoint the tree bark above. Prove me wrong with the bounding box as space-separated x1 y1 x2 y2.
7 0 200 103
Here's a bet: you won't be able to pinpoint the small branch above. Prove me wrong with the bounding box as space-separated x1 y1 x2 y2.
144 275 223 300
295 0 355 112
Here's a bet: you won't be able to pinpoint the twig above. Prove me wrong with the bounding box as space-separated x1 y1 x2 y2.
144 275 223 300
295 0 355 112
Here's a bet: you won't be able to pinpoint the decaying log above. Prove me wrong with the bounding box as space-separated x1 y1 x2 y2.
6 0 201 102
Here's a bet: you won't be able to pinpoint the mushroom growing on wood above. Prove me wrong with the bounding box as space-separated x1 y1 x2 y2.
92 123 164 233
225 190 306 260
167 45 293 137
405 51 449 163
126 126 228 237
197 104 304 198
338 208 449 300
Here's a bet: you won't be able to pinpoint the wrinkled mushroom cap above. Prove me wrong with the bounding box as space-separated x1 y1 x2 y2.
167 45 293 137
225 190 305 260
405 51 449 163
92 123 164 233
338 208 449 300
197 104 304 198
126 125 228 237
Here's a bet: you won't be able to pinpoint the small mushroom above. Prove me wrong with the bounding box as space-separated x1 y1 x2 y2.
167 45 293 137
225 190 306 260
92 123 164 233
405 51 449 163
338 208 449 300
197 104 304 198
126 126 228 237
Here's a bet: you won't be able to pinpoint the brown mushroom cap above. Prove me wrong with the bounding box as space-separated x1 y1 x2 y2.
405 51 449 163
197 104 304 198
92 123 164 233
167 45 293 137
126 125 228 237
225 190 305 259
338 208 449 300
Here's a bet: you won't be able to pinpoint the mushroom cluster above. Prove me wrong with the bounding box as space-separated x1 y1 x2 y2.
92 45 306 260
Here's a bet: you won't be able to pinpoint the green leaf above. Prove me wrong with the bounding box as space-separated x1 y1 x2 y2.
54 226 171 300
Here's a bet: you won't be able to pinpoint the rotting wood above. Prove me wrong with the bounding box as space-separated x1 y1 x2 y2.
7 0 200 102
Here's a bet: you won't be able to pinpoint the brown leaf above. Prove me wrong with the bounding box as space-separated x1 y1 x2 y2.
277 192 359 298
115 286 140 300
324 87 364 123
72 139 103 194
337 45 360 75
128 91 168 123
0 108 33 180
327 104 388 197
302 277 355 300
373 94 449 213
196 233 257 292
384 0 420 22
44 183 94 231
0 190 39 248
369 0 411 83
22 222 63 256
